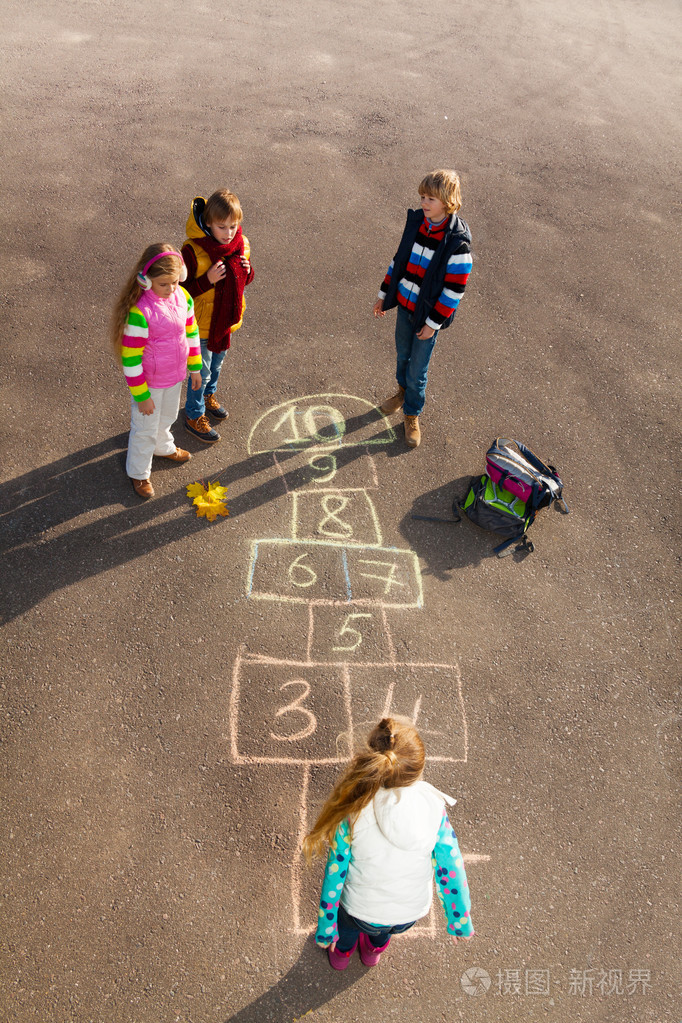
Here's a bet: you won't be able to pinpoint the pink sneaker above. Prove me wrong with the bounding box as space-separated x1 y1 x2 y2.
358 931 390 966
328 941 358 971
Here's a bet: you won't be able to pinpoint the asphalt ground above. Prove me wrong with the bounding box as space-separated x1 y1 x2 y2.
1 1 680 1021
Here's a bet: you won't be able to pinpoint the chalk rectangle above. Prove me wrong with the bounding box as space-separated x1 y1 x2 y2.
345 546 423 608
247 539 350 603
230 658 352 765
349 663 467 762
309 606 394 664
273 448 379 492
292 490 382 547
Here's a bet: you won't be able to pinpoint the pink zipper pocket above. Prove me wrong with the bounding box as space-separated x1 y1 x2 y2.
486 459 533 501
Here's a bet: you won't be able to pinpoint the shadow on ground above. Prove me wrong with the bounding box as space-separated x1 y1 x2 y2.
224 936 362 1023
397 475 535 578
0 409 402 623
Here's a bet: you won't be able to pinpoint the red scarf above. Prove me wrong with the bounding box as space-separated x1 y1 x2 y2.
196 227 249 352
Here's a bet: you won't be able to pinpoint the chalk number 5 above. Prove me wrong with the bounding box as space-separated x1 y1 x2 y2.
332 612 372 653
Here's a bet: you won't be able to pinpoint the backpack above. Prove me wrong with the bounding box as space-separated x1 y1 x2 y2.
455 438 569 557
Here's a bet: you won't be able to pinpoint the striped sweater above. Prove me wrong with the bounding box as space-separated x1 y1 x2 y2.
379 216 472 331
121 287 201 402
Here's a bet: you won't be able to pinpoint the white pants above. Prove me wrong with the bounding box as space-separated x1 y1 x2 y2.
126 382 183 480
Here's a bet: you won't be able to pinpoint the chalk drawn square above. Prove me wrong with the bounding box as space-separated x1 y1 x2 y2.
292 490 382 547
349 663 467 762
344 546 423 608
309 606 393 664
230 658 352 764
237 602 312 661
247 539 349 604
273 447 379 493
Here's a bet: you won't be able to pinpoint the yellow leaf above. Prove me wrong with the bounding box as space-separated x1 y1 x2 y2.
192 493 229 521
186 482 207 499
206 481 228 501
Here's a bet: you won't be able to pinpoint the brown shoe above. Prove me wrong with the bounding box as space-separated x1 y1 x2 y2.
162 447 192 463
131 477 154 499
404 415 421 448
184 413 220 444
380 386 405 415
204 393 229 420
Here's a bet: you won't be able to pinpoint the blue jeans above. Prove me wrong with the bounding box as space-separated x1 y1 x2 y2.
185 340 227 419
336 904 416 952
394 305 439 417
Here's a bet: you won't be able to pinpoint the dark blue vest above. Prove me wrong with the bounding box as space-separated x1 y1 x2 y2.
382 209 471 331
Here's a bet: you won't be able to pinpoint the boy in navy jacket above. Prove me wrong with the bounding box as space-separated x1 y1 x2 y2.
373 170 472 448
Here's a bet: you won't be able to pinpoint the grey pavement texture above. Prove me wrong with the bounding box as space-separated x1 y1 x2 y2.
0 1 680 1021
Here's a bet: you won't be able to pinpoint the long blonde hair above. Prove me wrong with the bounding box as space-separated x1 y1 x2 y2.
302 716 425 862
111 243 183 356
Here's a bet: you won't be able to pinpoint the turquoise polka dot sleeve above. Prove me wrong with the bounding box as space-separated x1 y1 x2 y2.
432 810 474 938
314 819 351 947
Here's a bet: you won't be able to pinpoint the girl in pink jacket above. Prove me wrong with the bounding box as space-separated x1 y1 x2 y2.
113 244 202 499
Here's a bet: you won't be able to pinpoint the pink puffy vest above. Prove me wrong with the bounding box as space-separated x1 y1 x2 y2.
137 289 190 390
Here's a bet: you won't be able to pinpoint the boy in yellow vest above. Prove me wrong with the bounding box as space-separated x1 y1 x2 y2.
182 189 255 443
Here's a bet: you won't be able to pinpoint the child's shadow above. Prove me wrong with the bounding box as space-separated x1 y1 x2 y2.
398 475 504 579
223 936 362 1023
0 434 274 625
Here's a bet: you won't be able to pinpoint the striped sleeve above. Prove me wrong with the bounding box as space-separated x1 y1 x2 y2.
378 259 394 300
121 305 150 403
425 246 472 331
184 291 202 372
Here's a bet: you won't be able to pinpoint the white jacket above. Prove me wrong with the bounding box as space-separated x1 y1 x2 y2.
340 781 455 926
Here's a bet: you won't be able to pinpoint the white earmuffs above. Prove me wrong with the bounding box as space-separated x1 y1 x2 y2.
136 250 187 290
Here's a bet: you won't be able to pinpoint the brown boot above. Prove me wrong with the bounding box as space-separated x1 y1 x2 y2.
204 393 229 420
184 413 220 444
131 477 154 499
162 447 192 463
380 386 405 415
404 415 421 448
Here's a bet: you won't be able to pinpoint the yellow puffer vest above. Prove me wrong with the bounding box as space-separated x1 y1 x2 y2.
184 200 250 338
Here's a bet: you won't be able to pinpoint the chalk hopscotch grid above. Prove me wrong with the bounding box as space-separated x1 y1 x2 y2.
233 395 489 938
245 538 425 608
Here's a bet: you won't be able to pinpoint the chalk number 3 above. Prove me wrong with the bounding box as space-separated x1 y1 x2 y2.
270 681 316 741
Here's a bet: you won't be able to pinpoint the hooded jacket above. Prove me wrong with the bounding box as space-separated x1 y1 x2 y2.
181 197 253 339
341 780 453 924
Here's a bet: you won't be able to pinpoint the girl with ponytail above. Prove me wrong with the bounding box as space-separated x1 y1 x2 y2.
303 716 474 971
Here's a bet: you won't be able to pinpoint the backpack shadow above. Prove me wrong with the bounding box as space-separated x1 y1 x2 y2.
397 475 501 579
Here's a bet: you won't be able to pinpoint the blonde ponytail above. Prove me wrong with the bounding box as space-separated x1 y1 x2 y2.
302 716 425 862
